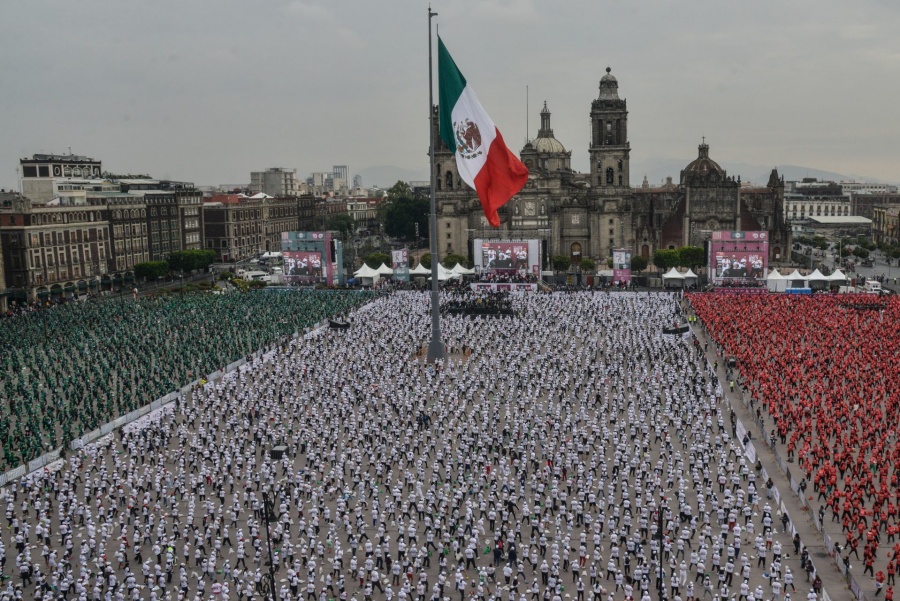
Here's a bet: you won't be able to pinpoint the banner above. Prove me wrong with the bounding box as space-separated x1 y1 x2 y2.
709 230 768 286
392 249 409 282
612 248 632 284
481 242 529 273
284 251 324 282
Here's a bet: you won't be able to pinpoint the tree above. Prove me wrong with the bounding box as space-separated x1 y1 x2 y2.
326 214 356 242
382 180 429 242
579 258 596 272
852 247 870 259
630 255 648 274
551 255 571 272
840 247 852 257
420 253 432 269
135 261 169 281
676 246 705 268
168 250 216 273
443 253 471 268
652 249 678 271
362 252 391 269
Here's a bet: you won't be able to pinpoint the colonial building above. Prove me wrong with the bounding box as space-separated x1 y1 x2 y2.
851 192 900 220
19 153 104 204
434 68 791 268
87 192 150 284
176 190 203 251
0 196 111 302
873 206 900 247
203 195 301 261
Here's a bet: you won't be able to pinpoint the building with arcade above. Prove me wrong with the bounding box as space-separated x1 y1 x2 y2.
433 68 792 270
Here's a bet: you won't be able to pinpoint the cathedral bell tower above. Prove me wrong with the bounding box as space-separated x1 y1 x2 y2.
589 68 630 192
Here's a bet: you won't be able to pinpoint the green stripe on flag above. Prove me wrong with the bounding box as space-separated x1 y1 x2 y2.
438 37 467 152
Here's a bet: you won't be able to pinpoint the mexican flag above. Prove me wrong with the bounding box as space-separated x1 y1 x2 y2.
438 37 528 228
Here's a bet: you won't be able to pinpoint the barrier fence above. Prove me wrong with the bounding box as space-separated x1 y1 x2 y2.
0 319 328 488
690 302 866 601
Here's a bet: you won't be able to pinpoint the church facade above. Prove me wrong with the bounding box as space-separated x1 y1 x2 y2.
433 68 791 270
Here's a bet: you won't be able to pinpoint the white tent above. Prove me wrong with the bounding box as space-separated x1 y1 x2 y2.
376 263 394 276
353 264 381 285
662 267 685 287
807 269 828 282
683 268 699 281
451 263 476 276
428 264 460 282
826 269 848 282
766 269 787 292
786 270 806 281
409 263 431 276
785 270 808 290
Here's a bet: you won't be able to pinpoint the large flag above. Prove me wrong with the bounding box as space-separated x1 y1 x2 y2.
438 37 528 228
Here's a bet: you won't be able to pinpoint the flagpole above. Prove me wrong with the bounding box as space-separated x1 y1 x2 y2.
426 5 446 363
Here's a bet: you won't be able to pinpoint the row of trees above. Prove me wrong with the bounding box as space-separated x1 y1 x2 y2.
134 250 218 282
652 246 705 271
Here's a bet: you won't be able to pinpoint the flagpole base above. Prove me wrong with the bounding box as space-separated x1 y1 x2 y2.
426 337 447 363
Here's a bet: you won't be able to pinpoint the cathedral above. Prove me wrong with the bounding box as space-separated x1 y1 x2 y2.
433 68 792 269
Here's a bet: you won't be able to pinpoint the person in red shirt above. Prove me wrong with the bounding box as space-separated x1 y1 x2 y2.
876 570 886 596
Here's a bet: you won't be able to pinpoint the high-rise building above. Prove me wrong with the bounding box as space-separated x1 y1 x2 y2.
333 165 349 184
250 168 299 197
19 153 104 204
353 174 363 190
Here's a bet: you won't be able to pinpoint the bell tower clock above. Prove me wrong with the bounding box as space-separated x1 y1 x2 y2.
589 67 630 193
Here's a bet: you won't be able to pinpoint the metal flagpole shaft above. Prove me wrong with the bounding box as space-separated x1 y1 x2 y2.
426 5 446 363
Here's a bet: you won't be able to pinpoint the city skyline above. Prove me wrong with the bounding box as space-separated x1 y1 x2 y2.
2 0 899 191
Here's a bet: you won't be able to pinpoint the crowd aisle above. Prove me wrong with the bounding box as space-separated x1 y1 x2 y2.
0 292 814 601
0 291 377 471
690 292 900 600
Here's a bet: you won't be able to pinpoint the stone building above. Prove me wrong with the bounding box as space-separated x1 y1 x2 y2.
434 68 791 268
202 195 301 262
0 196 111 302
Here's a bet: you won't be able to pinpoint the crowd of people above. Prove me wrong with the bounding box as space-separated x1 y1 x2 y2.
0 291 376 471
0 291 818 601
689 292 900 594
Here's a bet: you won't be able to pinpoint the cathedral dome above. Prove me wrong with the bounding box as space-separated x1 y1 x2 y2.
533 136 566 154
600 67 617 84
682 142 725 179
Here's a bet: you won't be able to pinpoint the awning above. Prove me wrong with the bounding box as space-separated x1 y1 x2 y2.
124 273 134 280
64 282 76 290
77 281 88 289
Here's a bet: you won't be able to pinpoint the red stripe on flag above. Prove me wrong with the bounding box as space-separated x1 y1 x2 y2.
472 128 529 228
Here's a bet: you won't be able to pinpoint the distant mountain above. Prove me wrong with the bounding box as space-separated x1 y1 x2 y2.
630 157 897 188
357 165 428 189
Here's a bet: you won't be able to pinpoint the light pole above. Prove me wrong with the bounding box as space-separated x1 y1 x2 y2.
260 490 280 601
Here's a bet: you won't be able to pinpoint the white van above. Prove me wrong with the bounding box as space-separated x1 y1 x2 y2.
862 280 882 294
241 270 268 281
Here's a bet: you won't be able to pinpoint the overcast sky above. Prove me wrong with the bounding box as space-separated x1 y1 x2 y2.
2 0 899 190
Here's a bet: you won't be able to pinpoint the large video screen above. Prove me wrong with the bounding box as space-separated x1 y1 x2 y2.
481 242 529 272
713 251 766 279
284 251 324 280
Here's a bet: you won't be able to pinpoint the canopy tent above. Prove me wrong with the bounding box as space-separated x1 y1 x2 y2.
450 263 476 275
826 269 848 282
662 267 685 287
807 269 828 282
683 268 698 281
806 269 830 289
376 263 394 276
261 251 282 259
766 269 787 292
785 269 809 290
409 263 431 276
353 264 381 285
786 270 806 280
428 264 461 282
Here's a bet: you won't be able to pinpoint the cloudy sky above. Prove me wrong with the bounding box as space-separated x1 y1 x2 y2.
2 0 899 190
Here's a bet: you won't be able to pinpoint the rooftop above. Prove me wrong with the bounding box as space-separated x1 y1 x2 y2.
808 216 872 224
